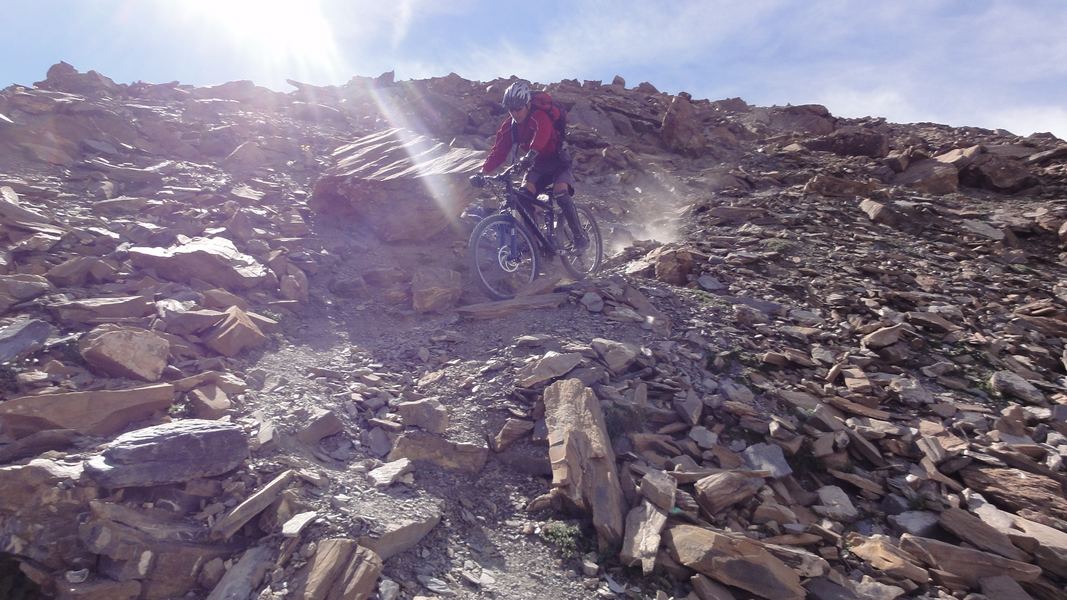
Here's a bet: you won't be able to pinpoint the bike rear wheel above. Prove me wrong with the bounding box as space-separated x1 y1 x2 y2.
556 205 603 280
469 214 541 300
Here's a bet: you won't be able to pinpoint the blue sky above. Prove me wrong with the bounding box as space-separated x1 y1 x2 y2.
3 0 1065 139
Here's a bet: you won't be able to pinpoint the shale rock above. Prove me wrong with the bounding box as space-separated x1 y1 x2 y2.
78 325 170 381
129 237 270 291
84 419 248 488
309 128 482 241
541 378 625 549
664 524 805 600
0 383 175 438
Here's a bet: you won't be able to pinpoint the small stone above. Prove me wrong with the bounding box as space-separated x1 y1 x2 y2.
581 292 604 312
640 469 677 511
697 274 727 291
889 377 934 405
719 379 754 403
581 559 598 577
591 338 640 374
397 397 450 434
64 568 89 584
861 324 905 349
889 511 941 537
297 409 344 446
516 352 583 387
368 458 414 487
493 418 535 451
417 575 453 595
281 511 318 537
379 578 401 600
814 485 859 521
367 428 393 457
689 426 718 449
742 442 793 478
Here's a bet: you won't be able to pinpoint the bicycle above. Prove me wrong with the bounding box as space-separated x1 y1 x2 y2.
467 163 603 300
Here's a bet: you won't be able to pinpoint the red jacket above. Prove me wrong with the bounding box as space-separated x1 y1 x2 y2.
481 110 562 173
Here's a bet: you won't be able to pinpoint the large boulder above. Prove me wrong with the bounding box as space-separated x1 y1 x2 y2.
540 378 626 550
79 500 240 599
309 128 483 241
960 154 1036 193
661 94 706 155
892 159 959 195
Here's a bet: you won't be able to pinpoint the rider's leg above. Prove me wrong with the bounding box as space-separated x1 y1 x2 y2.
553 182 588 250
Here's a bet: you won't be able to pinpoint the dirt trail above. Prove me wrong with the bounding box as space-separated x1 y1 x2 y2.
236 211 685 598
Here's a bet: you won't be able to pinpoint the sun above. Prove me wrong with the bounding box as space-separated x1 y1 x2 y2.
176 0 346 85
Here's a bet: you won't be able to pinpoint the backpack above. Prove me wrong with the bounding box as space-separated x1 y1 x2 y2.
530 90 567 143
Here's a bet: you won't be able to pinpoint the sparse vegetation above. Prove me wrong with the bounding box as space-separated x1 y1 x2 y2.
759 237 796 253
540 520 582 557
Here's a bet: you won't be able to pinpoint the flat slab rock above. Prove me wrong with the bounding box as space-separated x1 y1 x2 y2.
85 419 248 488
387 431 487 475
664 524 805 600
129 236 269 291
0 382 175 439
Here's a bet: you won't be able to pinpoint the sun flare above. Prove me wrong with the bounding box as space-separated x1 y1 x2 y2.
175 0 346 84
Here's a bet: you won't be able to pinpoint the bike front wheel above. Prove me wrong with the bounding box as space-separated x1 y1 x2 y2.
468 214 541 300
556 205 603 280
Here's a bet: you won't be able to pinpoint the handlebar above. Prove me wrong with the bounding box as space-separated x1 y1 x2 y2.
470 163 524 188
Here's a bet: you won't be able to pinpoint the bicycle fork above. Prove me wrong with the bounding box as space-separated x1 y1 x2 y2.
494 219 526 270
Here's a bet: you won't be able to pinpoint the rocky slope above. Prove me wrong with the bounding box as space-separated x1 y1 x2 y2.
1 61 1066 600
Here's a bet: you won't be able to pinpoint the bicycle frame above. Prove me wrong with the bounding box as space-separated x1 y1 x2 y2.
491 167 558 254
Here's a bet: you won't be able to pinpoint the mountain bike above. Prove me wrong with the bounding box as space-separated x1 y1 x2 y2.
467 164 603 300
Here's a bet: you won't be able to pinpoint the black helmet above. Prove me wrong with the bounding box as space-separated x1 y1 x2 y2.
502 81 531 111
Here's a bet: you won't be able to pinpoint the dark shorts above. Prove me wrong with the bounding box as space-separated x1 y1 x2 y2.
524 147 576 195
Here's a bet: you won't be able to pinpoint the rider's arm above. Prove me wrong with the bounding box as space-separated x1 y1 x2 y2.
481 119 513 173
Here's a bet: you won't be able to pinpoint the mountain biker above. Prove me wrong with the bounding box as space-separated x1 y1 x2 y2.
480 81 588 250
